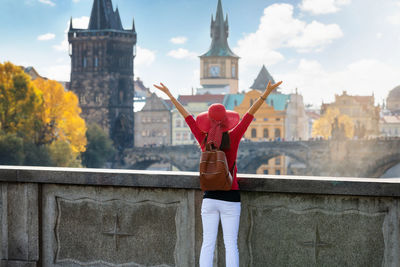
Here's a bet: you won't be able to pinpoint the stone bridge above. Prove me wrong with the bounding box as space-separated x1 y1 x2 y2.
2 166 400 266
122 139 400 178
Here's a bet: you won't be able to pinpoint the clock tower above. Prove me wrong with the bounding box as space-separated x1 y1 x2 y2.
199 0 239 94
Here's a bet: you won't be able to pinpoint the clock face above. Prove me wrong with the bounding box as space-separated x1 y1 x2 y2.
209 66 220 77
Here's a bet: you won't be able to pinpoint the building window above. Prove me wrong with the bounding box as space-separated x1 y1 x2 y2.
264 118 268 121
263 169 269 174
183 132 188 140
275 169 281 175
176 132 181 140
234 100 238 106
83 57 87 68
79 94 86 104
251 128 257 138
276 118 281 121
232 65 236 78
175 119 182 128
162 130 167 136
263 129 269 138
250 99 254 107
94 56 98 67
275 128 281 138
275 157 281 165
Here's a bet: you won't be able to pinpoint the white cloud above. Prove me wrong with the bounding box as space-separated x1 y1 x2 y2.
38 0 55 6
167 48 197 60
287 21 343 52
42 64 70 81
387 13 400 25
170 36 187 44
300 0 351 15
233 4 343 71
277 59 400 106
53 16 89 52
376 32 383 39
135 46 156 66
37 33 55 41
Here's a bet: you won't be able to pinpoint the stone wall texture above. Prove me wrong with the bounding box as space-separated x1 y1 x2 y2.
1 166 400 266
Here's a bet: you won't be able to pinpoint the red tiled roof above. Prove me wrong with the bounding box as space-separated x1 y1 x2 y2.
177 94 225 105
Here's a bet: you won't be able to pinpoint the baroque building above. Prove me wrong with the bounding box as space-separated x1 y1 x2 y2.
68 0 137 150
198 0 239 95
321 91 380 137
234 89 287 175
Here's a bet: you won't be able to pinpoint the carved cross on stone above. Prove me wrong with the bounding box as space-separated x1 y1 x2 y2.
102 214 134 251
299 225 331 264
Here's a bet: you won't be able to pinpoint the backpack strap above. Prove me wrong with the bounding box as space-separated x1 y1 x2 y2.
230 161 236 175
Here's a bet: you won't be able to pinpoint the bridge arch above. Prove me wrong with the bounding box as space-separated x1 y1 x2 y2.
364 153 400 178
238 149 309 174
129 155 184 171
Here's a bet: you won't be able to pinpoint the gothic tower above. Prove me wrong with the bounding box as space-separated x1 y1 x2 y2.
68 0 137 149
199 0 239 94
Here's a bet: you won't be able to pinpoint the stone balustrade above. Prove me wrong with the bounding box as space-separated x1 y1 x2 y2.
1 166 400 266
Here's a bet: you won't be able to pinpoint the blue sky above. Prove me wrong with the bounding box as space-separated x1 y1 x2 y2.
1 0 400 107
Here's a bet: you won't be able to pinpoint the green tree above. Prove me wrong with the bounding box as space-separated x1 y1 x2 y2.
82 124 116 168
48 140 82 167
23 141 52 166
0 132 24 165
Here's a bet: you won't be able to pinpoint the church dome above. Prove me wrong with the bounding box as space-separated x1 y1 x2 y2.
386 85 400 113
388 85 400 98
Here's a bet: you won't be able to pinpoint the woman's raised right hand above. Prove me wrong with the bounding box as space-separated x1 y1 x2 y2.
153 82 171 96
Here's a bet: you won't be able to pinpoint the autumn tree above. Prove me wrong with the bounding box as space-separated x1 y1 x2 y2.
32 78 87 153
0 62 43 139
312 107 354 139
0 62 87 167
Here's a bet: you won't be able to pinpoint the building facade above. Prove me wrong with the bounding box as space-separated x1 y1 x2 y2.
134 93 172 147
285 91 309 141
321 91 380 138
380 115 400 137
198 0 239 95
234 89 287 175
68 0 137 150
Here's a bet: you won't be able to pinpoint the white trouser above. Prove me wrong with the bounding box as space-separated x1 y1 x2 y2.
199 198 241 267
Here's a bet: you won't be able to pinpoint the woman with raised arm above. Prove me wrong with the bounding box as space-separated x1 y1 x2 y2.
154 81 282 267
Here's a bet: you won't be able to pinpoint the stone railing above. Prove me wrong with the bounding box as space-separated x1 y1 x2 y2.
1 166 400 266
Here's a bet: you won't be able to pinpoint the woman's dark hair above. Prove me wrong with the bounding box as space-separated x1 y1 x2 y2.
201 132 230 150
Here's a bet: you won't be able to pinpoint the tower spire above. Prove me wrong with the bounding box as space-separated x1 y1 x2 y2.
201 0 238 58
88 0 123 30
132 17 136 32
69 17 73 30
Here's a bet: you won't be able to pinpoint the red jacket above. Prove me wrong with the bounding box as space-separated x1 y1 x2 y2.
185 113 254 190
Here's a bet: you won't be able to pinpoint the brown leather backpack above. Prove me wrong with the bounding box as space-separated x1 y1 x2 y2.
199 143 234 191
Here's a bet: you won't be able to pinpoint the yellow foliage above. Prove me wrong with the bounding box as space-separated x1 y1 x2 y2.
312 107 354 139
33 78 87 153
0 62 43 137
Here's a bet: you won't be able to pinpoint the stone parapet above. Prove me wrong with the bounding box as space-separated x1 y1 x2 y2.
0 166 399 266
